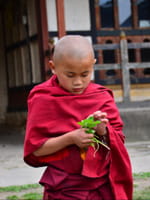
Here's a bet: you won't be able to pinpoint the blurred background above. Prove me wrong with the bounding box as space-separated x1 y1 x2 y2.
0 0 150 188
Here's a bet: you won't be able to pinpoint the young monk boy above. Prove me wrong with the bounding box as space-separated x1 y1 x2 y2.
24 35 133 200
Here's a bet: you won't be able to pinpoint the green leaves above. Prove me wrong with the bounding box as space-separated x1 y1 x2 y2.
78 116 101 148
78 116 101 130
78 116 110 151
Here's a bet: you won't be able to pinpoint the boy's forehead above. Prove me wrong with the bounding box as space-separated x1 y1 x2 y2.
60 56 94 73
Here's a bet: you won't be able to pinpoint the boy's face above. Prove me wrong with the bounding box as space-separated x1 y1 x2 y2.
50 55 96 94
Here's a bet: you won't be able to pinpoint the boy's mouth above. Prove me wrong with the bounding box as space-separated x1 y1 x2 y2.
72 88 83 93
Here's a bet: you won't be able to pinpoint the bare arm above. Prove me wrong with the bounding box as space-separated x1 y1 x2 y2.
33 128 94 157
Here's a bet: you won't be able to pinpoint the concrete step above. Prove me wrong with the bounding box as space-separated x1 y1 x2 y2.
108 83 150 102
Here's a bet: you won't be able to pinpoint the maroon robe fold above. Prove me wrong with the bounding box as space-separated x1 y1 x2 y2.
24 75 133 200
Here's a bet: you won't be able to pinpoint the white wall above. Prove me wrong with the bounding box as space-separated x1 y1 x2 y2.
46 0 57 31
64 0 90 31
46 0 90 31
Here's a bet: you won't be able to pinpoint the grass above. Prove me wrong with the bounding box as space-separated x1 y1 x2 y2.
0 184 42 200
0 172 150 200
133 172 150 200
6 193 42 200
133 186 150 200
133 172 150 179
0 184 41 192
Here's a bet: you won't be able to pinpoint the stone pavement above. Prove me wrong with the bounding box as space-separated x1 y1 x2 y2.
0 135 150 187
126 141 150 173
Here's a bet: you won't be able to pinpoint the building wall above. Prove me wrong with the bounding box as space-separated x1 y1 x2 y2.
93 0 150 84
2 0 43 112
0 0 47 124
0 0 150 125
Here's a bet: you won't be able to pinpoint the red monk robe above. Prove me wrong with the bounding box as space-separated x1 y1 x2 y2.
24 75 133 200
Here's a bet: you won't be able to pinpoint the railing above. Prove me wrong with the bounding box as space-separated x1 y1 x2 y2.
93 35 150 103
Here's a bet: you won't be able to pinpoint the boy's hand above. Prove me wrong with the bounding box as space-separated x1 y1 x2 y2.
92 111 108 136
69 128 94 148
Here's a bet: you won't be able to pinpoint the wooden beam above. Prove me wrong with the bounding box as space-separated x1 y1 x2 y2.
56 0 66 38
113 0 119 29
120 33 130 102
35 0 49 81
131 0 138 29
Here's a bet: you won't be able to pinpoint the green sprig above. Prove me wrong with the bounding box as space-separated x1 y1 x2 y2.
78 116 110 151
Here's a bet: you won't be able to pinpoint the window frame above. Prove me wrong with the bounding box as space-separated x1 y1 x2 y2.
95 0 150 31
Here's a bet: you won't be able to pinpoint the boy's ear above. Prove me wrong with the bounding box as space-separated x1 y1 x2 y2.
49 60 56 74
94 58 97 64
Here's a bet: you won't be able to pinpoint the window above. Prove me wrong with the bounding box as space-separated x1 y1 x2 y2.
118 0 132 27
138 0 150 28
141 39 150 62
99 0 114 28
103 40 115 63
128 40 136 62
96 0 150 30
140 39 150 78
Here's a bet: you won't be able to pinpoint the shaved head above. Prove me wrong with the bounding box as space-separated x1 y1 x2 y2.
53 35 94 65
49 35 96 94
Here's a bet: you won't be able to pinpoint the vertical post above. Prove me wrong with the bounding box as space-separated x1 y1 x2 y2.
120 31 130 102
56 0 66 38
113 0 119 29
94 0 101 30
89 0 98 82
22 13 33 83
35 0 49 81
131 0 138 29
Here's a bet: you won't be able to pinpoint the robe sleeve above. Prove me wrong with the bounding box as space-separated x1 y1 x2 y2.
100 92 133 200
23 88 69 167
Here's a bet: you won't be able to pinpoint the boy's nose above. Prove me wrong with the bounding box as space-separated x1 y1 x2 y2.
73 77 82 86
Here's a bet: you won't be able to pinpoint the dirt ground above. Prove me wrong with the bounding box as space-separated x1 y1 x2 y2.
134 177 150 191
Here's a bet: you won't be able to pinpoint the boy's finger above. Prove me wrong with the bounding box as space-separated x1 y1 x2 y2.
93 111 101 117
100 112 107 117
101 118 109 124
94 112 107 120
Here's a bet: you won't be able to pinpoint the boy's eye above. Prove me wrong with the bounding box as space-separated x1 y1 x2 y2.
65 71 89 78
81 72 89 77
66 73 74 78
